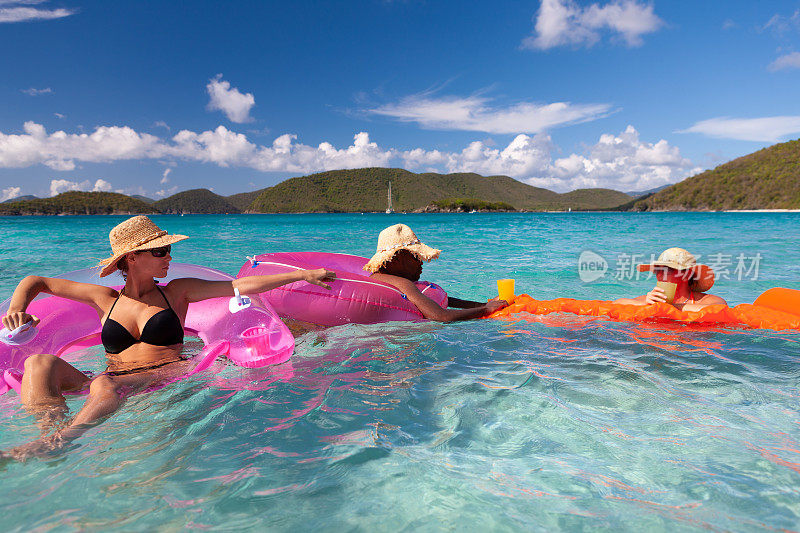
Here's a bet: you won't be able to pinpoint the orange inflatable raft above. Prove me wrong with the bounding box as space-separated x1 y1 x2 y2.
488 288 800 331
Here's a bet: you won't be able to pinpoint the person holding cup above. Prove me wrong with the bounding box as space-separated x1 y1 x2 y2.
613 248 727 311
364 224 508 322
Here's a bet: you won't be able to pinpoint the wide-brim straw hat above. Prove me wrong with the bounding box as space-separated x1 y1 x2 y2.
637 247 715 292
97 215 188 277
363 224 441 273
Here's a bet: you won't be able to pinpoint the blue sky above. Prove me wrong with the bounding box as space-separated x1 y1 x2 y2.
1 0 799 199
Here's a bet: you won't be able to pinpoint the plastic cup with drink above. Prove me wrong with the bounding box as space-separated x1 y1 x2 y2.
497 279 515 303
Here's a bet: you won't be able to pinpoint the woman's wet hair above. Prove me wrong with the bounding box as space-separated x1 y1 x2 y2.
377 250 419 273
116 256 129 282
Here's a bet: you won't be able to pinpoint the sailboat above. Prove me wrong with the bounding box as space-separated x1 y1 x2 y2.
386 181 394 214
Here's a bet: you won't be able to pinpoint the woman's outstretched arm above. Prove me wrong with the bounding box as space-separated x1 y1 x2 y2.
373 275 507 322
446 297 485 309
169 268 337 304
2 276 115 330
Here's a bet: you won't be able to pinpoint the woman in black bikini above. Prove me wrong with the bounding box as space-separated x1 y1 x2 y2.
1 216 335 460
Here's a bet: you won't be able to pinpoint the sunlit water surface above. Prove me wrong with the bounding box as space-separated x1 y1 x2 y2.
0 213 799 531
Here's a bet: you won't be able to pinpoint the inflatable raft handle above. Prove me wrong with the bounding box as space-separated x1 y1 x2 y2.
186 340 229 376
228 288 252 314
0 321 38 346
2 369 22 395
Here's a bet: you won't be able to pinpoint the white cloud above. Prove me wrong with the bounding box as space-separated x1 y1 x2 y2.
0 121 165 170
522 0 663 50
54 112 65 119
768 51 800 71
369 94 612 134
21 87 53 96
49 178 82 196
680 116 800 142
1 121 691 192
401 125 695 192
402 134 554 177
155 186 178 198
92 178 112 192
49 178 115 196
206 74 255 123
544 125 699 190
761 9 800 36
0 122 394 174
0 1 75 23
154 120 170 131
169 128 393 172
722 19 737 30
1 186 21 201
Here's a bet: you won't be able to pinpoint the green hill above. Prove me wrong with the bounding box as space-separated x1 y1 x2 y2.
131 194 156 205
429 198 516 212
227 188 267 211
2 195 38 204
153 188 240 214
0 192 156 215
246 168 632 212
560 188 634 209
633 139 800 211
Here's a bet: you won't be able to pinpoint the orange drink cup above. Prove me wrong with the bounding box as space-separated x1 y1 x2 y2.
497 279 515 303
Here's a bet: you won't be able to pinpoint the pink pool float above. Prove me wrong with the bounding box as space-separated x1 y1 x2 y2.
237 252 448 326
0 263 295 397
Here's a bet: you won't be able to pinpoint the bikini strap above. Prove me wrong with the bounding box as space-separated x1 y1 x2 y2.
107 289 122 318
155 284 173 311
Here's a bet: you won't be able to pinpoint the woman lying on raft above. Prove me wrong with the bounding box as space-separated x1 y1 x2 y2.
613 248 727 311
1 216 335 461
364 224 508 321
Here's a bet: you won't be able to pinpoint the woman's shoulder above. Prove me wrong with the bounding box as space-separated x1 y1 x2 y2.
370 273 418 293
163 277 195 296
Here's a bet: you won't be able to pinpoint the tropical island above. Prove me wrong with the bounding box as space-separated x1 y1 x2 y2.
2 139 798 215
631 139 800 211
0 168 634 215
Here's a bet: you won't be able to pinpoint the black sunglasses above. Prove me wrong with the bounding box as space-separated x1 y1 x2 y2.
140 245 171 257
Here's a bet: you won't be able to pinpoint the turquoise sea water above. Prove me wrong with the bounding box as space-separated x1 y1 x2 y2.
0 213 799 531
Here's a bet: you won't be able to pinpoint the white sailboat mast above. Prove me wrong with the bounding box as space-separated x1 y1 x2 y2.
386 181 394 214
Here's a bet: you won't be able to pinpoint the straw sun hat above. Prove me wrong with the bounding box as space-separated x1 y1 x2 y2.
363 224 441 273
97 216 188 277
637 247 715 292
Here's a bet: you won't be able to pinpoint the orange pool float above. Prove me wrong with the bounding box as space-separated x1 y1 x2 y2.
487 288 800 331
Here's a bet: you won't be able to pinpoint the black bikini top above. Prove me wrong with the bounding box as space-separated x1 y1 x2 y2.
101 285 184 354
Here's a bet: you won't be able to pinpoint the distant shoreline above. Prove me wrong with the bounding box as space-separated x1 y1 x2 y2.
4 209 800 217
723 209 800 213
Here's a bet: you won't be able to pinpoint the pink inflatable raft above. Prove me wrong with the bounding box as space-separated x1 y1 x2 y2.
237 252 448 327
0 263 295 397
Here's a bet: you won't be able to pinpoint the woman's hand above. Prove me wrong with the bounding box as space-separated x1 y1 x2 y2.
2 311 40 331
645 287 667 305
302 268 336 290
485 299 509 314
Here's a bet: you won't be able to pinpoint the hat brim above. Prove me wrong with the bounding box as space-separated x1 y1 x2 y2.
637 262 715 292
97 234 189 277
363 243 441 273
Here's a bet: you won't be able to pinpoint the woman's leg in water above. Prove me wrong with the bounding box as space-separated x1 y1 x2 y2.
5 360 192 461
20 353 92 434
